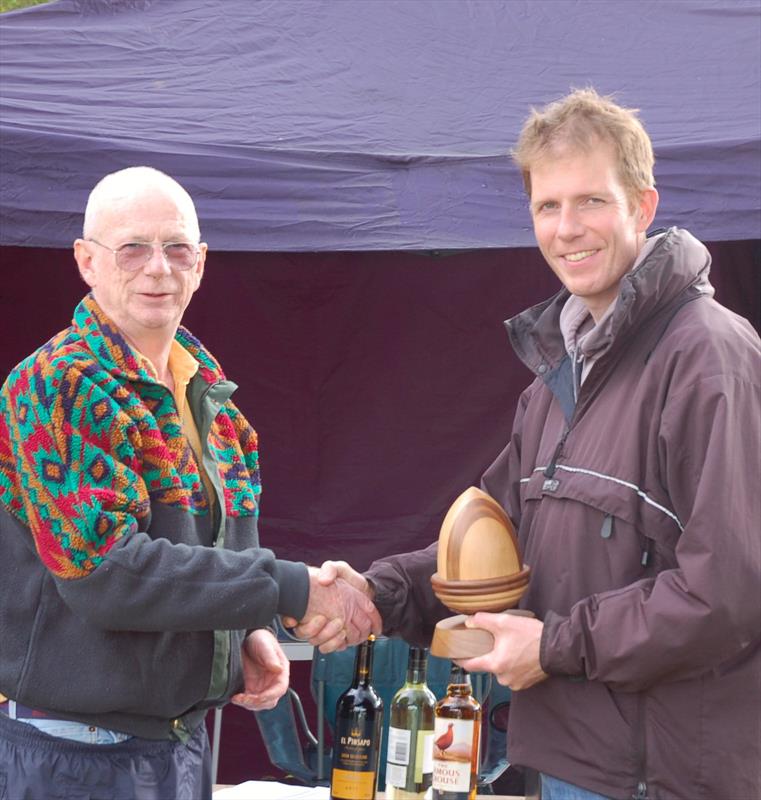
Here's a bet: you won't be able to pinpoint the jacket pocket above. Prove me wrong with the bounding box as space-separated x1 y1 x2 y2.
522 465 681 558
518 470 671 612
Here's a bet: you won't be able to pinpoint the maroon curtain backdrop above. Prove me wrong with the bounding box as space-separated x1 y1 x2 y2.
1 241 758 783
2 242 758 570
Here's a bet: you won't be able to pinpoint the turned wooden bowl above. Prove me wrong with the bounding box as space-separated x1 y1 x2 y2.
432 578 530 598
434 586 528 614
436 487 521 581
431 565 531 592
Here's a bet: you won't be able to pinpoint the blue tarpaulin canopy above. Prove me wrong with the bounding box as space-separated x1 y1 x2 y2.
1 0 760 250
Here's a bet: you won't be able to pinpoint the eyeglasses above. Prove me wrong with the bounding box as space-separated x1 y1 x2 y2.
87 238 200 272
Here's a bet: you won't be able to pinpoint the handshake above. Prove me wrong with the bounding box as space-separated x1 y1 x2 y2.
283 561 382 653
232 561 380 712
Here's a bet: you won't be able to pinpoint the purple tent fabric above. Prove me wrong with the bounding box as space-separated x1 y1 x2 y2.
1 0 760 250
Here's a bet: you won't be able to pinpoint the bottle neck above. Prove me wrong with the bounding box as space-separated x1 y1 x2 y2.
353 638 375 686
406 647 428 685
447 666 472 696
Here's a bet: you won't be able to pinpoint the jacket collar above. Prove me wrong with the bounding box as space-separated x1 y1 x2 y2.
506 227 714 375
73 293 226 387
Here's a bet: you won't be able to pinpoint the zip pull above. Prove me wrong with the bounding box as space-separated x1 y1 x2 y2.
632 781 649 800
572 351 584 403
641 539 653 567
600 514 614 539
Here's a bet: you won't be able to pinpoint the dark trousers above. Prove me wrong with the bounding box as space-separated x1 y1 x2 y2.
0 712 211 800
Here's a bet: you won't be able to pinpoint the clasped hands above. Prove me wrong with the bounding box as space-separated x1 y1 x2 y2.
277 560 548 693
282 562 380 653
283 561 548 690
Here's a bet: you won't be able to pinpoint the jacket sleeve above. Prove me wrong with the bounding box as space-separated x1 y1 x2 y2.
2 359 309 632
480 385 530 530
541 365 761 691
364 541 450 647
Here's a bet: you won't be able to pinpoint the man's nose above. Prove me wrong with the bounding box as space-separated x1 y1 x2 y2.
142 245 173 276
556 205 584 239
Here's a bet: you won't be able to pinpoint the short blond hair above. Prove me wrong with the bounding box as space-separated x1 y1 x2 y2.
513 88 655 204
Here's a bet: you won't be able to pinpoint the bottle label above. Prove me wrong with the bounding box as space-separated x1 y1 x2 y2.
385 762 408 790
431 717 477 793
387 726 412 766
420 732 434 777
331 767 375 799
387 725 434 790
331 715 380 800
334 718 376 770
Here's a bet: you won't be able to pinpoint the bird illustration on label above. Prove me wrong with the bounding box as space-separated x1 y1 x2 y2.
433 721 471 762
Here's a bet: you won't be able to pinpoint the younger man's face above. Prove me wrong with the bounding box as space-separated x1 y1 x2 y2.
529 141 657 321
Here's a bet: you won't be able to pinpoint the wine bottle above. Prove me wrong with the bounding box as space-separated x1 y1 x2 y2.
431 665 482 800
330 635 384 800
385 646 437 799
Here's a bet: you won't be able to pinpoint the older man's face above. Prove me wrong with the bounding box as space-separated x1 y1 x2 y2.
76 187 206 348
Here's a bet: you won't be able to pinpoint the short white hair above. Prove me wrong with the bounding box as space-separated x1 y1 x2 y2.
82 166 200 240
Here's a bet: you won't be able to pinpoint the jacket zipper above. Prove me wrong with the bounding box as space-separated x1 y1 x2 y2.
170 381 220 539
543 428 569 479
632 693 649 800
199 383 225 545
571 349 584 404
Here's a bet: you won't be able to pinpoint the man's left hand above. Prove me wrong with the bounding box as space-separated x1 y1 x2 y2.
230 629 290 711
457 612 548 690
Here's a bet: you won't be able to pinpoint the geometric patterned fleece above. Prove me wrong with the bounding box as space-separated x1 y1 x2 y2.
0 293 261 579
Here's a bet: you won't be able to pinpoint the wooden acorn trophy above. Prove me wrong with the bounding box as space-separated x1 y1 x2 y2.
429 487 532 659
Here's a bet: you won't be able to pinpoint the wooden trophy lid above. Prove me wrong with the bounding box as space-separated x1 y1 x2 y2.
436 486 522 581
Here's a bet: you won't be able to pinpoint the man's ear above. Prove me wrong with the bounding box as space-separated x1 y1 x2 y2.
192 242 207 290
74 239 97 288
636 187 659 233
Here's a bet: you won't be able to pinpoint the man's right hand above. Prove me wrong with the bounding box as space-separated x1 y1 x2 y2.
283 561 381 653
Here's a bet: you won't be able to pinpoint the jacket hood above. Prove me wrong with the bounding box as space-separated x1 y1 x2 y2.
506 227 714 375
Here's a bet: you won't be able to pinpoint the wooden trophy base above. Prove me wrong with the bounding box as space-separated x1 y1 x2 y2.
429 609 536 659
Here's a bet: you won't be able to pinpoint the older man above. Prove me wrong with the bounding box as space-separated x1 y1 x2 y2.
294 90 761 800
0 167 379 799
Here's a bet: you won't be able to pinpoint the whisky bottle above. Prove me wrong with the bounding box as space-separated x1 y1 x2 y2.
330 635 384 800
385 646 436 799
431 665 481 800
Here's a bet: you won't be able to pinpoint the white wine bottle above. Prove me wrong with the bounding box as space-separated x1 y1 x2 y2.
431 665 481 800
330 635 384 800
385 646 436 799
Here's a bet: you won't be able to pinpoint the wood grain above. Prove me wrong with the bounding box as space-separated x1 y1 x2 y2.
430 610 536 659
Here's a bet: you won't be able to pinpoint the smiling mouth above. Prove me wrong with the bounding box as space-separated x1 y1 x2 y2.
563 250 598 263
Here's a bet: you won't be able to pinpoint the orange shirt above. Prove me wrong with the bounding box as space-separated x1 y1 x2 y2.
167 340 216 509
134 340 216 509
